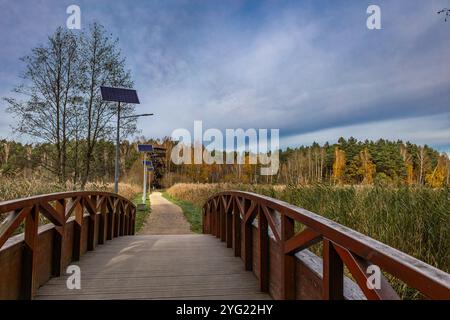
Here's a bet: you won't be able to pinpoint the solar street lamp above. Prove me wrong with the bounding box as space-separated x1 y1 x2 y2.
100 86 153 194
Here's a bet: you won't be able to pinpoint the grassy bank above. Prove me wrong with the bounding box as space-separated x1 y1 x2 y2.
132 193 151 233
162 191 203 233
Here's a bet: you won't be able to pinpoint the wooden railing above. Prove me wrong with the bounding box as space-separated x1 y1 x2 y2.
202 191 450 300
0 191 136 299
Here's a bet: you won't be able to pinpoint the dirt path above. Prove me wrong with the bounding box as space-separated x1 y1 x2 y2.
139 191 193 235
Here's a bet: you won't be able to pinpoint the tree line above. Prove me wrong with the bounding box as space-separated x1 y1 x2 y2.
162 137 450 187
1 136 449 188
3 24 137 188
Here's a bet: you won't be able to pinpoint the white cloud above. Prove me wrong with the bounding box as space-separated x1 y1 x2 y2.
1 0 450 150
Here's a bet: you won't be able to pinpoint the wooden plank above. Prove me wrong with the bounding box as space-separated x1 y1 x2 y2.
333 243 400 300
65 197 81 220
284 228 322 254
0 207 31 249
261 206 281 242
35 234 271 301
38 201 64 226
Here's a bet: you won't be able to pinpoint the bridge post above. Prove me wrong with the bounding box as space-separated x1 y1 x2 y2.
214 200 219 238
119 201 125 236
281 212 296 300
87 196 97 251
52 199 65 277
124 205 129 236
220 197 226 242
131 208 136 235
114 199 120 238
258 205 270 293
98 197 107 244
72 199 83 261
233 198 241 257
323 239 344 300
20 205 39 299
215 201 219 238
226 196 233 248
243 199 255 271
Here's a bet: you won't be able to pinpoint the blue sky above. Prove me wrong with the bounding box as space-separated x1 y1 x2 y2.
0 0 449 151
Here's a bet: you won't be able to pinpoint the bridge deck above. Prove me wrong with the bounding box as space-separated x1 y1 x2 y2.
35 234 271 300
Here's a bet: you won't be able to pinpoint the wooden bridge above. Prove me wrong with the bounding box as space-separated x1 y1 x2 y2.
0 190 449 300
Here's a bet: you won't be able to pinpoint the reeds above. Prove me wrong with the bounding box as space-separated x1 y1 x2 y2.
167 183 450 275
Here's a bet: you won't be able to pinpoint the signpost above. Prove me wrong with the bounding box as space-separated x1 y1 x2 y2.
138 144 153 204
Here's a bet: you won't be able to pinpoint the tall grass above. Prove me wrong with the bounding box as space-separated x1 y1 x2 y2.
0 175 141 231
0 175 141 202
167 183 450 276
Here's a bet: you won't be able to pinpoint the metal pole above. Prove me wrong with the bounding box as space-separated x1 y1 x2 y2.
149 171 152 191
114 102 121 194
142 153 147 204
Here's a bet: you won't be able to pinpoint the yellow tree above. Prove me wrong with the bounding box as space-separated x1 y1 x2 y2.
426 155 448 188
332 147 346 185
400 144 414 185
358 148 376 184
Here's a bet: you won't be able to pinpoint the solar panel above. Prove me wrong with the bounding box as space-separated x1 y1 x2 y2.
100 86 140 104
138 144 153 152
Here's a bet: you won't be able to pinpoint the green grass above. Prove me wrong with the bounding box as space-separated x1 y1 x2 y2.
162 191 203 233
131 193 151 233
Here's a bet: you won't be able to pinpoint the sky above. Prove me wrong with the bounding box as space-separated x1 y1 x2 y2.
0 0 449 151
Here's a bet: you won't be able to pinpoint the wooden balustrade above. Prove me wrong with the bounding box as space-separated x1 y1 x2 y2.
202 191 450 300
0 191 136 300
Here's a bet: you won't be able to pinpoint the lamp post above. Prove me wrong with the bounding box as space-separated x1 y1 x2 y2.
113 113 154 194
138 144 154 204
100 86 152 194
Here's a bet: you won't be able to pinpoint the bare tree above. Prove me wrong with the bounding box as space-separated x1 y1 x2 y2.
77 23 137 188
4 28 79 182
417 147 428 185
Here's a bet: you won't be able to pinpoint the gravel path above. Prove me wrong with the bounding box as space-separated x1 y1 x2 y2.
139 191 193 235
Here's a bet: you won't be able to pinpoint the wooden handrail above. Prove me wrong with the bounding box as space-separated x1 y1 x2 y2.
202 191 450 300
0 191 136 299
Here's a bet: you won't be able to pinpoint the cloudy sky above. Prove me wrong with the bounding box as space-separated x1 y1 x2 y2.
0 0 449 151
